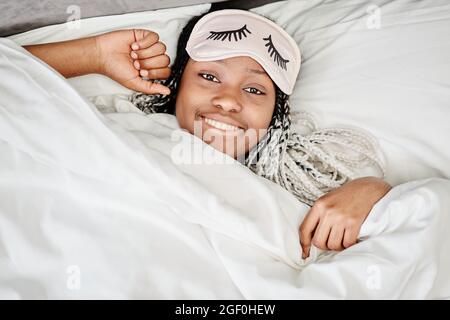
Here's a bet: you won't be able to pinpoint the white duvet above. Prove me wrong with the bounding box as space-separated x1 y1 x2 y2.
1 0 450 299
1 37 450 299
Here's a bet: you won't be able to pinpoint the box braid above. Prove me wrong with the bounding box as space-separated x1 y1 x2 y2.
131 11 386 206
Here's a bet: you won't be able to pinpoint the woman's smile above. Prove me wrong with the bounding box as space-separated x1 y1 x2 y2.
197 115 245 137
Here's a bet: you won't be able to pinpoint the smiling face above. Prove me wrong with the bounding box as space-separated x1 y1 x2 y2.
175 56 276 160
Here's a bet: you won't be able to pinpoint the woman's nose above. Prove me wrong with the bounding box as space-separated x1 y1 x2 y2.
212 90 243 113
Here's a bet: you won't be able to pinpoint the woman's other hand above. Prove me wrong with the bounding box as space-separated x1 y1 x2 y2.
96 29 171 95
299 176 392 258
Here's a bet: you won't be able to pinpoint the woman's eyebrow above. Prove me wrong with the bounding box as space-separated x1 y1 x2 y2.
246 68 266 75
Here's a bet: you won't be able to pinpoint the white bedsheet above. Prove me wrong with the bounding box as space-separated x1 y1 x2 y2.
1 39 450 299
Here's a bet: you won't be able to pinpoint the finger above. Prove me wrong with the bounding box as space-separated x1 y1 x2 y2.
139 67 171 80
133 42 167 59
312 220 332 251
132 30 159 50
299 208 321 258
327 226 345 251
139 55 171 70
133 60 141 70
343 227 358 248
127 78 171 95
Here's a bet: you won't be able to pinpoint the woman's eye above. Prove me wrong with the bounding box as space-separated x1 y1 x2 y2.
199 73 264 95
244 87 265 95
199 73 220 83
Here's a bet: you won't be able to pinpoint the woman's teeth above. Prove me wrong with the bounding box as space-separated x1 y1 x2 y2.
203 117 241 131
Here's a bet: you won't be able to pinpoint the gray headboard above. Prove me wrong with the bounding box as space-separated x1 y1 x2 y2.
0 0 279 37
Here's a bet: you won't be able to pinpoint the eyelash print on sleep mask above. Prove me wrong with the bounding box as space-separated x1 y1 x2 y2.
185 9 301 95
206 24 252 41
263 35 289 70
206 24 289 71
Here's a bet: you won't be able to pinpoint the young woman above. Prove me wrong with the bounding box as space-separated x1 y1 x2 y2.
24 8 392 259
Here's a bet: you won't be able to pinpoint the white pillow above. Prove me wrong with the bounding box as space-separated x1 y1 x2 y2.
251 0 450 185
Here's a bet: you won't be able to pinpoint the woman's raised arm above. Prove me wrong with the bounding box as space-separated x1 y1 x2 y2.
25 36 101 78
24 29 171 95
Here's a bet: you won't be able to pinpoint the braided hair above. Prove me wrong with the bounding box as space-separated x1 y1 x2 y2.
131 10 386 206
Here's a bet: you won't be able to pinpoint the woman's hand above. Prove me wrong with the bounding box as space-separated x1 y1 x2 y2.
96 29 171 95
299 176 392 258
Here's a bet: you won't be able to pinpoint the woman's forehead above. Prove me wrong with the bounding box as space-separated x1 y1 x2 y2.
189 57 269 76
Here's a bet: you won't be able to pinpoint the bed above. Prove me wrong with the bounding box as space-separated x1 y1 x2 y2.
1 0 450 299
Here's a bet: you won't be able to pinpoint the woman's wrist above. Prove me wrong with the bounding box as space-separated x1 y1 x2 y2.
93 34 107 76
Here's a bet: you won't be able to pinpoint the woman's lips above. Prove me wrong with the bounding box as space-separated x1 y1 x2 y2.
199 116 245 134
198 113 245 129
